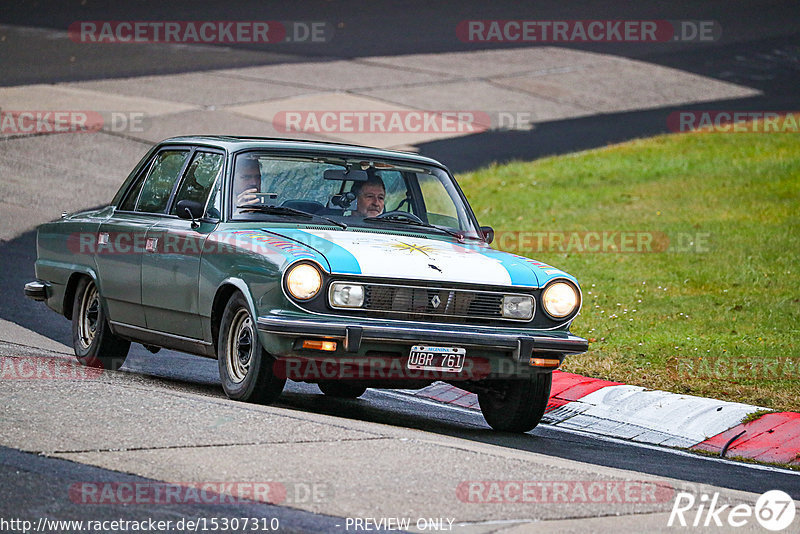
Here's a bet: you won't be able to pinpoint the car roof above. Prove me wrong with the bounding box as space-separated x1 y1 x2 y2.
160 135 447 169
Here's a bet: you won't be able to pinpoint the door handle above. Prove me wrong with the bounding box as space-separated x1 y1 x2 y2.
97 232 109 245
145 237 158 253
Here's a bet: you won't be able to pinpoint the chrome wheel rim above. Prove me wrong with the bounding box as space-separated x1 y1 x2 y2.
226 309 254 383
77 282 99 350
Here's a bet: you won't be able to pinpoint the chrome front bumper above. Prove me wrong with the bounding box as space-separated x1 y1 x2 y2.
257 315 588 361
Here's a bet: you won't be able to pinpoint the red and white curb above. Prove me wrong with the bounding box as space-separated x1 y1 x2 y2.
411 371 800 466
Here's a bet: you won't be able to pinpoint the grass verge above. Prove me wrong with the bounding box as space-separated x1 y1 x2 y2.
457 129 799 411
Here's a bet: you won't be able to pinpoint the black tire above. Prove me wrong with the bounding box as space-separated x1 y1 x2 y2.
71 277 130 371
318 381 367 399
217 292 285 404
478 372 552 432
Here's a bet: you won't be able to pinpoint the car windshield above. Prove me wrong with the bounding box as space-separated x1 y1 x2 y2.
230 153 482 239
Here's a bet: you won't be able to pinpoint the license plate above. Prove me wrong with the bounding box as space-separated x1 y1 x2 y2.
408 345 466 373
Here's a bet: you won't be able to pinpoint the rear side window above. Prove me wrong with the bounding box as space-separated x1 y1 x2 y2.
135 150 190 213
170 152 224 215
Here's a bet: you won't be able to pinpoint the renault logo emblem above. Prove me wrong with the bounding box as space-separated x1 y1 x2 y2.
431 295 441 308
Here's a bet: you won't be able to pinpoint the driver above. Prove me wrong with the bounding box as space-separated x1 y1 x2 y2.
233 157 262 212
351 175 385 217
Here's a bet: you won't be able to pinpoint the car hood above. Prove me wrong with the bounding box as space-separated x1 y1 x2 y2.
246 227 577 289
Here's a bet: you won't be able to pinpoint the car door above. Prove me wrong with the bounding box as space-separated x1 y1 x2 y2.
94 148 191 328
141 149 225 340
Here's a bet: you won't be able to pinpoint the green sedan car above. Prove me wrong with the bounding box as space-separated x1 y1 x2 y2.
25 136 587 432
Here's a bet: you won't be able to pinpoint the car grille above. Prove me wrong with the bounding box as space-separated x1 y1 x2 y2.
361 282 507 321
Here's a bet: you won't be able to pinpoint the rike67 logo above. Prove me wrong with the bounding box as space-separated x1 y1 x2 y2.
668 490 796 530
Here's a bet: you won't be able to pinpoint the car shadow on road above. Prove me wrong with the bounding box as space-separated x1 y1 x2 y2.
270 386 800 499
6 332 800 498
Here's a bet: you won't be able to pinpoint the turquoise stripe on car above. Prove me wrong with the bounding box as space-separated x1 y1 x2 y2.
223 230 313 264
477 249 541 287
271 228 362 275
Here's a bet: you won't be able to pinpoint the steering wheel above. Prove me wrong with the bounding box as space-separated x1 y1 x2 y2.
391 194 412 212
374 210 424 224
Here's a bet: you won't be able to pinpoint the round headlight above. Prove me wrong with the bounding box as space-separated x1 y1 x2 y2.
542 282 579 318
285 263 322 300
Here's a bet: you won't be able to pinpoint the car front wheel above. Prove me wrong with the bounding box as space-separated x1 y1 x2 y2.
478 372 552 433
71 277 130 370
218 292 285 404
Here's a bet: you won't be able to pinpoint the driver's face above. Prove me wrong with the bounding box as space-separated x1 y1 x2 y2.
356 184 385 217
234 163 261 196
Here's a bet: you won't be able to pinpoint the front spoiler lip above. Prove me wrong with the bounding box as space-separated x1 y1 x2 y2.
256 315 588 358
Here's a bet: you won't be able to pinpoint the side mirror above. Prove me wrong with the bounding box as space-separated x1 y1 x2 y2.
176 199 205 229
480 226 494 244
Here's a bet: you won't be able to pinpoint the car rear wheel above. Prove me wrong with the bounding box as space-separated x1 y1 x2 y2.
71 277 130 370
318 381 367 399
218 292 285 404
478 372 552 432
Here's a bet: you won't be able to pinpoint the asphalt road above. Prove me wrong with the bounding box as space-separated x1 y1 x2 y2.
0 446 347 534
1 338 798 533
2 1 799 76
1 2 799 170
104 353 800 499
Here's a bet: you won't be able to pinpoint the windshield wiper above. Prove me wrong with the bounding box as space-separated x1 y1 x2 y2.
362 214 480 242
238 205 347 229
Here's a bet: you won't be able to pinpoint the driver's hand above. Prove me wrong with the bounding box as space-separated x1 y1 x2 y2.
237 188 260 206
